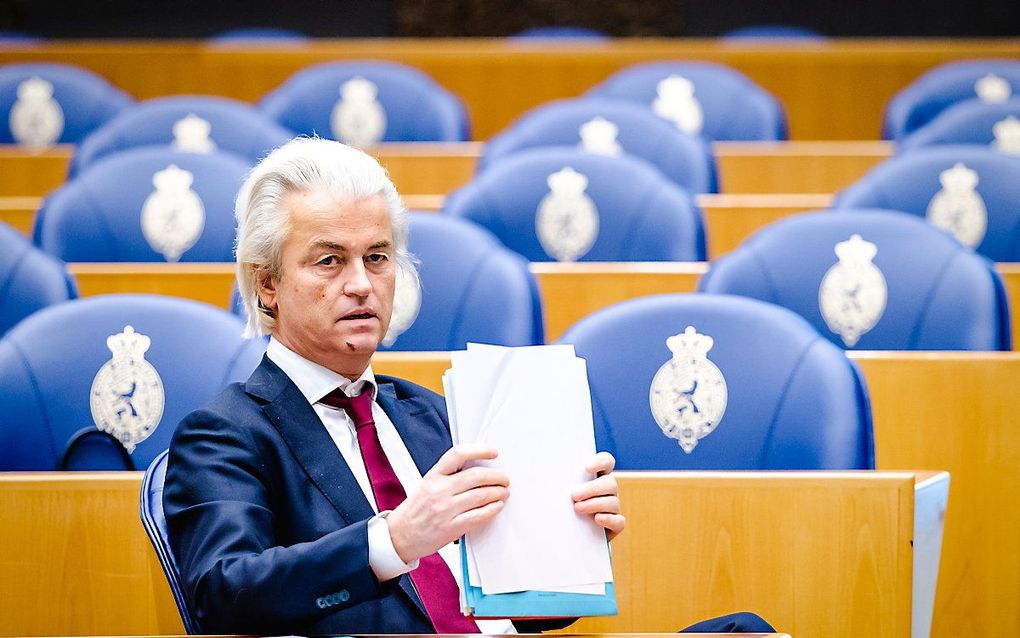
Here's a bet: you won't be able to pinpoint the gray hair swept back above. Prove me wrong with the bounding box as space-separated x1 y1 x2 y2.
234 137 416 337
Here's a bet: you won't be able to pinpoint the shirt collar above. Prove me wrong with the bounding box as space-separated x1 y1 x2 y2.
266 337 378 405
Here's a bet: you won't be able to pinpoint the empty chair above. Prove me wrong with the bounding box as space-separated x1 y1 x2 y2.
35 147 252 262
557 293 873 469
833 146 1020 261
258 61 470 146
443 148 705 262
68 95 294 178
0 62 133 148
898 97 1020 154
883 59 1020 140
0 294 266 470
699 210 1010 351
377 213 543 350
587 61 787 141
480 97 718 193
141 450 200 633
0 221 76 336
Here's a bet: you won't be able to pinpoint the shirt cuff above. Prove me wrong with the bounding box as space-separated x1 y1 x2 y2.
368 512 419 582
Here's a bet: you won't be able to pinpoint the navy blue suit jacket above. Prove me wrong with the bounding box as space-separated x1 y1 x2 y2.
164 355 566 635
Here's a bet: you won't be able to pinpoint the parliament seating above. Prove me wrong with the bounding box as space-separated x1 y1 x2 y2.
557 293 874 470
375 213 543 350
0 62 132 148
0 294 265 470
883 59 1020 140
481 97 718 193
834 146 1020 261
443 147 705 262
34 147 251 262
0 221 76 336
258 60 470 146
699 210 1011 350
898 97 1020 153
68 95 293 178
587 61 787 142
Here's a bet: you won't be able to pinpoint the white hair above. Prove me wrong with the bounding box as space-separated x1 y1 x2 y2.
234 137 416 337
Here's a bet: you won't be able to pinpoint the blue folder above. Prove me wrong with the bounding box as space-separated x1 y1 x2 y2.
459 541 618 619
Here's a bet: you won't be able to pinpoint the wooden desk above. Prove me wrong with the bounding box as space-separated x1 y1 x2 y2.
0 196 40 235
1 39 1018 139
372 350 1020 638
68 263 236 309
0 469 914 638
0 140 887 200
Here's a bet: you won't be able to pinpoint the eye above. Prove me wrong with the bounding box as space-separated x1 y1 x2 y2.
317 255 337 266
366 252 389 264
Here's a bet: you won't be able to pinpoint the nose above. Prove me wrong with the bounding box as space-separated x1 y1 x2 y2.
342 260 372 297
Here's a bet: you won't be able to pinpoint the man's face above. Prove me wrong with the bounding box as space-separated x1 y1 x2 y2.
259 189 396 378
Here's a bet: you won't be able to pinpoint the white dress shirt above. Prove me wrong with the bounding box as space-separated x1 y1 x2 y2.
266 338 514 634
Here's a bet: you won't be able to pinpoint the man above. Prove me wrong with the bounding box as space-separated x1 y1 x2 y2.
164 137 773 636
163 138 624 635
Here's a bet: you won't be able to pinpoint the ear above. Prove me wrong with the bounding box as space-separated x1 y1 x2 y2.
254 265 279 315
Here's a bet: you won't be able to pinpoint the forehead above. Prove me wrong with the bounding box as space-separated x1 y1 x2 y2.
283 189 392 244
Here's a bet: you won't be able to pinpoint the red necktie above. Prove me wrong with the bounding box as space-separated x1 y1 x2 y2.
322 388 480 633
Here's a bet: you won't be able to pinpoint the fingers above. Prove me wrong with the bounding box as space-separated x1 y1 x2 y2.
451 498 506 531
571 473 618 502
595 513 627 541
448 466 510 494
453 484 510 512
430 444 498 475
572 495 620 516
585 451 616 476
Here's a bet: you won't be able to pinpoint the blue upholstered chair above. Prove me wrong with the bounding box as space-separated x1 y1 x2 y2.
68 96 294 178
443 148 705 262
35 147 252 262
721 25 825 40
833 146 1020 261
378 213 543 350
883 59 1020 140
699 210 1010 351
0 221 76 336
898 98 1020 153
258 61 470 145
510 27 609 40
0 62 132 147
557 293 874 470
480 97 717 193
586 61 787 141
0 294 266 471
142 450 200 633
208 28 308 43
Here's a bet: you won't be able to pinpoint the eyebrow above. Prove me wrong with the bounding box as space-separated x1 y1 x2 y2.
308 239 393 252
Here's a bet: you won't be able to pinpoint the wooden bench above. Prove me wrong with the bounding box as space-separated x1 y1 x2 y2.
0 469 933 638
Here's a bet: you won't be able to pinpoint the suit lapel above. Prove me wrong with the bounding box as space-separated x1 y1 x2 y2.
248 357 375 525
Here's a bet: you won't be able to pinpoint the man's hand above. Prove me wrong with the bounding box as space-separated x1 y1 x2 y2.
571 451 626 542
386 444 509 563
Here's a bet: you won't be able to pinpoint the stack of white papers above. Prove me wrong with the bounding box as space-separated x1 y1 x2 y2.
443 343 617 618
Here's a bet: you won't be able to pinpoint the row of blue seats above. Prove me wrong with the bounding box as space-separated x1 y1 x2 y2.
0 290 873 474
2 58 1019 156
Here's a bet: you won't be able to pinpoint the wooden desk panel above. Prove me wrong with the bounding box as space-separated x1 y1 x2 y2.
0 146 70 197
0 196 40 235
853 352 1020 638
700 193 832 257
715 141 890 193
0 473 184 636
1 40 1018 140
68 263 236 309
0 470 907 638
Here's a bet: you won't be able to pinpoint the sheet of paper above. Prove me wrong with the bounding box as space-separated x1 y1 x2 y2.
456 350 613 594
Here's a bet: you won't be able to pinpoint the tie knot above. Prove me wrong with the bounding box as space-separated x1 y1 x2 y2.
321 388 376 429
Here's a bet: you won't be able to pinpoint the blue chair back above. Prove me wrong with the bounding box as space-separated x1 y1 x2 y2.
721 25 825 40
443 147 705 262
700 210 1011 351
258 61 470 144
480 97 717 193
883 59 1020 140
141 450 200 634
0 222 76 336
0 294 266 470
69 96 293 178
898 97 1020 153
209 28 308 43
35 147 252 262
378 214 543 350
558 293 874 470
510 27 609 40
0 62 132 146
587 61 787 141
834 146 1020 261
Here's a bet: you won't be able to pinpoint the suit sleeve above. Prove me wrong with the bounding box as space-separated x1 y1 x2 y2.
163 407 387 634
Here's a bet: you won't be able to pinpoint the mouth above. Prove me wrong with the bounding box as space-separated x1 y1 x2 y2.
339 308 377 321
